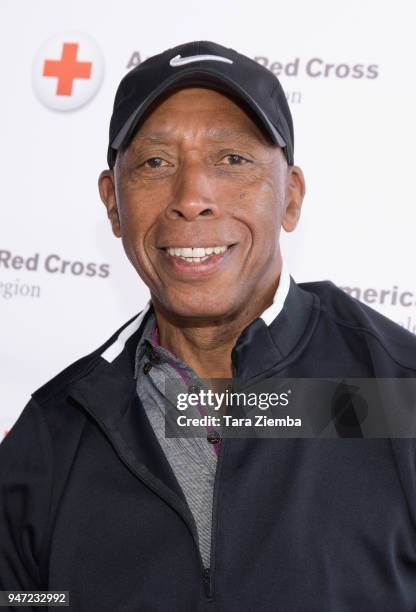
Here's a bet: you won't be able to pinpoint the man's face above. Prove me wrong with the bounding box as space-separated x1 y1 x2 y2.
99 87 305 321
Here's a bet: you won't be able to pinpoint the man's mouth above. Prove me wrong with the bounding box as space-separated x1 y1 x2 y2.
160 244 235 263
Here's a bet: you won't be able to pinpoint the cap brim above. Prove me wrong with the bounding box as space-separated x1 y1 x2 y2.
109 67 288 162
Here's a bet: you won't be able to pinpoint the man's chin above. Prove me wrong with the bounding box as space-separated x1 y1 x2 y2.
154 293 241 324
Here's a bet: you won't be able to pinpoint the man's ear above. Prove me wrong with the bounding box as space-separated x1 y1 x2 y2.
98 169 121 238
282 165 306 233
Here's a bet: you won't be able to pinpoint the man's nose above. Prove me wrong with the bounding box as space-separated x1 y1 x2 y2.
165 160 220 221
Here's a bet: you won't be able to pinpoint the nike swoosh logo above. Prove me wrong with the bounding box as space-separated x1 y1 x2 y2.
169 53 233 67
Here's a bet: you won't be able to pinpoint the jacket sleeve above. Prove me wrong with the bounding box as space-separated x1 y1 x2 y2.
0 397 53 591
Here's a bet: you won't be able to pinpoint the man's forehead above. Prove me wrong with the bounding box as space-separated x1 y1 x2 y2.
130 127 265 144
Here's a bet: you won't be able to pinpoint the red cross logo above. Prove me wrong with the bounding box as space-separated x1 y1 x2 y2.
43 42 92 96
34 33 104 110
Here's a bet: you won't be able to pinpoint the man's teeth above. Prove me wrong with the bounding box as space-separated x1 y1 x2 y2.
166 245 228 262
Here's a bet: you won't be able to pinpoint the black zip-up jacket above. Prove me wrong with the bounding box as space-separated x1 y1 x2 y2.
1 277 416 611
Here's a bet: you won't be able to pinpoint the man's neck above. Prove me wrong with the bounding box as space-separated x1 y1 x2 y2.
150 268 283 380
154 315 243 379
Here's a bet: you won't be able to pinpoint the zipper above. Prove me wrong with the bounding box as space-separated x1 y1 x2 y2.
202 567 212 598
202 376 240 599
202 416 228 600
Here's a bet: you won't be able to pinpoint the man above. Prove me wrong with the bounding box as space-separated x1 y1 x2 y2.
1 40 416 611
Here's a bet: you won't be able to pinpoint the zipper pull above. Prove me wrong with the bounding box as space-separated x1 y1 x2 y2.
202 566 212 598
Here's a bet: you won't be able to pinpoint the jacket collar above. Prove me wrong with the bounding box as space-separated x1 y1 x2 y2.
99 257 291 366
100 258 315 377
232 273 317 381
259 257 291 325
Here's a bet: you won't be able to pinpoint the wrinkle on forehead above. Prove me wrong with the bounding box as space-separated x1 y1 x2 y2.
130 128 267 145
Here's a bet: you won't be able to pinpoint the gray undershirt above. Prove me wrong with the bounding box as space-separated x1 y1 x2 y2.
134 312 220 569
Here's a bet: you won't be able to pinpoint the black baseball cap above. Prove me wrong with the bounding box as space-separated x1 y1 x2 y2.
107 40 294 168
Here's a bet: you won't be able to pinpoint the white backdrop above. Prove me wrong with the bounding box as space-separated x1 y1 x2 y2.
1 0 415 436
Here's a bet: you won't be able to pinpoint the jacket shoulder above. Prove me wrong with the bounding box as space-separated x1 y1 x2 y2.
31 311 142 404
298 279 416 371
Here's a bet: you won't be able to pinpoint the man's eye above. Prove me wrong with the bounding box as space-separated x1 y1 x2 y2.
142 157 167 168
221 154 248 165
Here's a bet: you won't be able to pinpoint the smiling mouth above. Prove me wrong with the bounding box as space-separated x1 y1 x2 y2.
159 244 236 263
